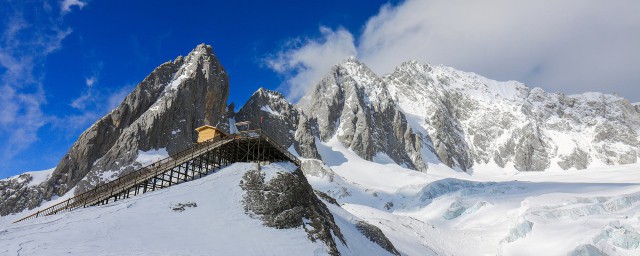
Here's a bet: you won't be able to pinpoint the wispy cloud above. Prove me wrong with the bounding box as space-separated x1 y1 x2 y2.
266 27 356 101
85 76 96 86
61 0 87 14
70 87 93 110
0 0 86 173
268 0 640 102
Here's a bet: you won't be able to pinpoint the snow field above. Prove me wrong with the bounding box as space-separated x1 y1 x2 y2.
0 163 326 256
308 137 640 255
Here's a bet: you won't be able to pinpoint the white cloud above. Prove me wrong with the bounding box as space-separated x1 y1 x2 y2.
61 0 87 14
266 27 356 101
0 2 76 171
70 90 92 110
85 76 96 87
269 0 640 102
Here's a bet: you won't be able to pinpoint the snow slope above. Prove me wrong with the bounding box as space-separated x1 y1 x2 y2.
305 136 640 255
0 163 394 256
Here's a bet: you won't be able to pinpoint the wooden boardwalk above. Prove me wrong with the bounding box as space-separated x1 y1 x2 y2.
14 130 300 223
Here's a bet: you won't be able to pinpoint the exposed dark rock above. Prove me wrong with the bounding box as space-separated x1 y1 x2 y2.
315 190 339 206
355 221 401 256
239 169 345 256
558 148 591 170
171 202 198 212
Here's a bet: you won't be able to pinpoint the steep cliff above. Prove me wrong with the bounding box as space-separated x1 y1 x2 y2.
0 44 230 215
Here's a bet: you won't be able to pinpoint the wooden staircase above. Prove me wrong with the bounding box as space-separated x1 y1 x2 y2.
14 130 300 223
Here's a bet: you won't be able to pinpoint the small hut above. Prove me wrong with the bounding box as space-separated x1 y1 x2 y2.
195 125 226 143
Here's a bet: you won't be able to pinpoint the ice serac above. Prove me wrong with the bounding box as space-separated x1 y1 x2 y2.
298 59 428 172
0 44 230 216
386 60 640 171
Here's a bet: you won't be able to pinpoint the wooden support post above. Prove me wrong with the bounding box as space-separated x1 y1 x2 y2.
168 168 174 186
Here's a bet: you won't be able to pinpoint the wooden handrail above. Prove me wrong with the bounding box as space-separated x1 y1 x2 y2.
14 129 301 223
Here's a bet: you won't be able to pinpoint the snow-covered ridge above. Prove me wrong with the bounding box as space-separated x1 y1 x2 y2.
0 168 54 187
389 60 529 103
379 59 640 172
295 57 640 173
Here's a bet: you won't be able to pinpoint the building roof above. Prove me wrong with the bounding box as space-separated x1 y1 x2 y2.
195 125 221 132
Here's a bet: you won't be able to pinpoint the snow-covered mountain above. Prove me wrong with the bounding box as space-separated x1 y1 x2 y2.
1 163 398 256
2 44 640 255
386 60 640 172
295 58 640 173
238 58 640 255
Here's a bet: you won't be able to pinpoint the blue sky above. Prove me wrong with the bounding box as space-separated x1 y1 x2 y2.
1 0 638 178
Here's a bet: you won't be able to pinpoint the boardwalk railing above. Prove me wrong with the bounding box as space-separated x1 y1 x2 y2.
14 129 299 223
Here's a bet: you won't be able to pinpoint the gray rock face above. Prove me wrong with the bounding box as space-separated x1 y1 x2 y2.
298 59 429 172
68 44 230 194
1 44 230 216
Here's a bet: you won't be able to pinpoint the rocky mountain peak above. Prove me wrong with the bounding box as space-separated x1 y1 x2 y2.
386 60 640 171
0 44 231 216
297 59 429 172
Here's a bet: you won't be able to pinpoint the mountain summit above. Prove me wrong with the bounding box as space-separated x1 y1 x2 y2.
1 44 230 215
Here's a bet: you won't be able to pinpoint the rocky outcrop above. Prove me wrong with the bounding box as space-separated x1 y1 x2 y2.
240 168 345 256
0 174 45 216
355 221 401 256
235 88 320 159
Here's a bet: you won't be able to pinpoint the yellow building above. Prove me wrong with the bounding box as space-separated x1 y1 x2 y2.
195 125 226 143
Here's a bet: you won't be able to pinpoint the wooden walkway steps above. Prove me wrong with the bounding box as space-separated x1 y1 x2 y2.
14 129 300 223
